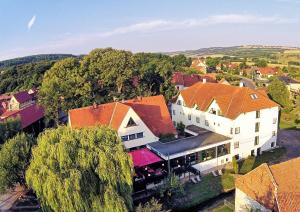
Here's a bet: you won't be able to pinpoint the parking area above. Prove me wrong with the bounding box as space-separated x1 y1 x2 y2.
277 129 300 160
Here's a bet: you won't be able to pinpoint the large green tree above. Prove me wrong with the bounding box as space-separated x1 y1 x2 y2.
0 133 34 192
26 126 133 211
39 58 92 125
82 48 136 99
267 77 291 108
0 117 21 144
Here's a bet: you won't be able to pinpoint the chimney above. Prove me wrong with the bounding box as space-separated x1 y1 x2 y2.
93 102 97 109
203 78 207 83
137 96 142 101
239 82 244 87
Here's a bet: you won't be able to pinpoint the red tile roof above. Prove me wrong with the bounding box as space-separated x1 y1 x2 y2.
172 72 216 87
256 67 278 75
13 91 32 103
128 148 162 167
0 104 44 129
69 95 177 136
236 157 300 211
177 82 278 119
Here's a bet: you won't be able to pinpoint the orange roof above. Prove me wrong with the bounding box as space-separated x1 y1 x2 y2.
177 82 278 119
236 157 300 211
256 67 278 75
69 95 176 136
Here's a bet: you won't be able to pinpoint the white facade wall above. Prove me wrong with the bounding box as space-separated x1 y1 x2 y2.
171 94 279 161
235 188 271 212
288 83 300 92
118 108 159 149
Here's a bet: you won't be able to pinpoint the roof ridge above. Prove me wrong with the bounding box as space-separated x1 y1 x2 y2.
266 165 281 212
109 102 118 127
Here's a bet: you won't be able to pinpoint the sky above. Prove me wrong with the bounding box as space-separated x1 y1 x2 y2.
0 0 300 60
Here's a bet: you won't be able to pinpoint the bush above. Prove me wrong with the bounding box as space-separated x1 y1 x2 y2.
176 122 185 136
232 157 239 174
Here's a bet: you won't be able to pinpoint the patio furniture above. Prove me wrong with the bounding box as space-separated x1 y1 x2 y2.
191 178 197 184
196 175 201 182
218 169 223 175
212 171 218 177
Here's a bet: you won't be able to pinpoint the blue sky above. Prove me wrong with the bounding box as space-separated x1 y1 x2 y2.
0 0 300 60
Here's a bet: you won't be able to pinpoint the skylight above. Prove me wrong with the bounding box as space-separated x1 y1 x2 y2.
250 94 258 100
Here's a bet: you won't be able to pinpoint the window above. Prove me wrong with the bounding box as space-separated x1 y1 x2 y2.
256 110 260 118
235 127 240 134
129 134 136 140
250 94 258 99
205 120 209 126
173 121 177 126
255 122 260 132
230 128 233 134
271 142 275 148
137 132 144 139
126 118 137 127
251 150 255 156
196 117 200 123
235 154 240 160
188 114 191 121
172 110 176 115
217 109 223 116
272 131 276 137
273 118 277 124
234 141 239 149
177 100 182 105
254 136 259 145
201 147 216 161
209 108 216 115
121 135 129 141
217 143 231 157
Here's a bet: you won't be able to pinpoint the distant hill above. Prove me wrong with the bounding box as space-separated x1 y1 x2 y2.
164 45 300 58
0 54 78 68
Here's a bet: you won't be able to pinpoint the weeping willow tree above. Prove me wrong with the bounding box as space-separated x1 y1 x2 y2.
26 126 133 212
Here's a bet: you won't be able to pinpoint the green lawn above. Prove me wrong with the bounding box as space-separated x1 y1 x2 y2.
171 173 235 210
239 147 286 174
280 95 300 130
213 205 234 212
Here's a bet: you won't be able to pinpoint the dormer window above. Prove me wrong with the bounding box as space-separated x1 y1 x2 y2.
209 108 217 115
177 100 182 105
250 94 258 100
126 118 137 127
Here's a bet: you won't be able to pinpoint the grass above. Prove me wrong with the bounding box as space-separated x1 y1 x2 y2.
280 95 300 130
213 205 234 212
239 147 286 174
171 173 235 210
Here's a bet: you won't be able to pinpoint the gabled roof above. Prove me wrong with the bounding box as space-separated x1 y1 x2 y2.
256 67 278 75
177 82 278 119
69 95 177 136
13 91 32 104
172 72 216 87
0 104 44 129
236 157 300 211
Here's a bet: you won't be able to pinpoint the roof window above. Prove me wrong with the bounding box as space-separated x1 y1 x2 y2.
250 94 258 100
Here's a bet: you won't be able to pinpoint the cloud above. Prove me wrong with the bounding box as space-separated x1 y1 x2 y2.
0 13 298 60
27 15 36 30
97 14 296 37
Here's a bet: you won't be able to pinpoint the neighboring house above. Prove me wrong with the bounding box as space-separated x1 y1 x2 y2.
0 90 44 129
235 157 300 212
191 58 207 73
255 67 278 79
172 72 217 90
278 76 300 93
8 91 34 111
160 82 278 172
69 95 177 150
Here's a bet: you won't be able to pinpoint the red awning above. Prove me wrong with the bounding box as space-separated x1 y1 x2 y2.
128 148 162 167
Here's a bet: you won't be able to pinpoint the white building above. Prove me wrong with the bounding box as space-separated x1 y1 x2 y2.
164 82 278 172
69 95 177 150
235 157 300 212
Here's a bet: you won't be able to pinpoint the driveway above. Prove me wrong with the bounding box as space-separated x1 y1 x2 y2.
277 129 300 160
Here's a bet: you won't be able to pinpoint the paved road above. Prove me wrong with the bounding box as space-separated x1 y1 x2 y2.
277 129 300 160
